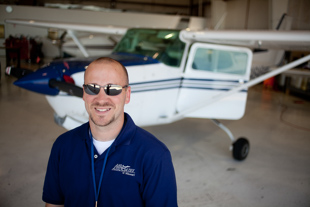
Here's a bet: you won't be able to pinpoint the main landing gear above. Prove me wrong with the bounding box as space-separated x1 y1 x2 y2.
211 119 250 161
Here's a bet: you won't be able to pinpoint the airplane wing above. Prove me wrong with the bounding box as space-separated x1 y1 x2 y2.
5 19 128 57
5 19 128 35
180 30 310 51
6 18 310 55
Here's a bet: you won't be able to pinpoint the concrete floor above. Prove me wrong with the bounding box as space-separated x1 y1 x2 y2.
0 58 310 207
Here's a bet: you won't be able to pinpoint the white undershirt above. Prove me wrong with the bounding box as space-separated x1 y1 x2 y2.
92 138 115 155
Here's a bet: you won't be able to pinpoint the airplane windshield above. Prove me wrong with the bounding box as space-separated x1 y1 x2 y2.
113 28 185 67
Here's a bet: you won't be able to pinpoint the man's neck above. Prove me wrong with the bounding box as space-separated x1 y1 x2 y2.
90 119 124 142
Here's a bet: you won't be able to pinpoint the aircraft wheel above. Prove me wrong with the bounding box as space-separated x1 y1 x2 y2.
232 137 249 161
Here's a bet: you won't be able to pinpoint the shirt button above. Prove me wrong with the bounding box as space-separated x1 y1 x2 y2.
94 154 98 159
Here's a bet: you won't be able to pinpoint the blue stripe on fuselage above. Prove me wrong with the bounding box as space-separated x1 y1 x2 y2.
130 78 248 93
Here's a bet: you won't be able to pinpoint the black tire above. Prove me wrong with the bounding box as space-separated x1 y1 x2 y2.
232 137 250 161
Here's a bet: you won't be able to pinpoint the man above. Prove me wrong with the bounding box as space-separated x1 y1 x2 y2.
42 57 178 207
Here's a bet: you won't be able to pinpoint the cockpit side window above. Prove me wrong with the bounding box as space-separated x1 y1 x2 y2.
192 47 248 75
113 29 186 67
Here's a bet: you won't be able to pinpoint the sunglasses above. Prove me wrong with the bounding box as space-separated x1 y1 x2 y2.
83 83 128 96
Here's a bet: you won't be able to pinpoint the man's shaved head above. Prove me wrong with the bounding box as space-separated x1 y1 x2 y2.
85 57 129 85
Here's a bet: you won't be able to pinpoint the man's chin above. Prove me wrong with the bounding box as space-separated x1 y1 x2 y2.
90 116 114 127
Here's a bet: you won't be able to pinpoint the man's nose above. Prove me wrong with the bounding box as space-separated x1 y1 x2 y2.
96 88 109 99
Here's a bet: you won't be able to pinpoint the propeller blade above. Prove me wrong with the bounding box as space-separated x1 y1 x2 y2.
5 66 33 79
49 79 83 98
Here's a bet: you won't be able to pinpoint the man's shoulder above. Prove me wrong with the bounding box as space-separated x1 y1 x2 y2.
134 126 170 153
124 114 169 153
54 122 89 146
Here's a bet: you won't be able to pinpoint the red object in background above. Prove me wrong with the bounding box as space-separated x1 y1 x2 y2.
263 77 275 89
5 35 44 66
5 35 29 60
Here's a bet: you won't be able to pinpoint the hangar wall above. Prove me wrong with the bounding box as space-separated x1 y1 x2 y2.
288 0 310 30
212 0 287 30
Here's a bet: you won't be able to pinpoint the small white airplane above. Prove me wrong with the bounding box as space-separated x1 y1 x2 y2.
5 17 310 160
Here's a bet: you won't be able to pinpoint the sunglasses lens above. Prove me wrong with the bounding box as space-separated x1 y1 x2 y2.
84 84 100 95
84 84 126 96
105 85 123 96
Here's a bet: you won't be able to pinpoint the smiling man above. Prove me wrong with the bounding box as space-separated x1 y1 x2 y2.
42 57 178 207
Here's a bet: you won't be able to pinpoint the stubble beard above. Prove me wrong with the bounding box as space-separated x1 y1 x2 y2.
90 102 115 127
90 114 115 127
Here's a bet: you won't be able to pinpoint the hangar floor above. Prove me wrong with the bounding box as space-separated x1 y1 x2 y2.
0 57 310 207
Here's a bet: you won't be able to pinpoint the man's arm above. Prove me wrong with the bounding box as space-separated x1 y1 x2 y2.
45 203 64 207
143 150 178 207
43 138 65 206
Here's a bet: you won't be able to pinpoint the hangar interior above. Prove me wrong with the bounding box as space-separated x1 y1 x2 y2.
0 0 310 206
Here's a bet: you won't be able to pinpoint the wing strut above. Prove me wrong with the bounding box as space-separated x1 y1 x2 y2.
67 30 89 57
163 54 310 123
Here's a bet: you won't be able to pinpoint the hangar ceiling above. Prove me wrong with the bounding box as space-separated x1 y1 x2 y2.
0 0 309 30
0 0 211 16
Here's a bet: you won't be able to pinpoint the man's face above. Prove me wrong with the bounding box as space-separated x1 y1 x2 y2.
83 62 131 128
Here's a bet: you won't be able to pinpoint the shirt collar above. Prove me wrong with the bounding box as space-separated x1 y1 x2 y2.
77 113 136 147
113 113 136 147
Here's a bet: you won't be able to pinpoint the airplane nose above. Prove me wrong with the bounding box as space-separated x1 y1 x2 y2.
14 69 60 96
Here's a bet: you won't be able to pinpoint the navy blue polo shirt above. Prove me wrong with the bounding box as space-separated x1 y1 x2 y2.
42 113 178 207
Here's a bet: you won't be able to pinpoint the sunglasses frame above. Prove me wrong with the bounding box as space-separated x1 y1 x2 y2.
83 83 128 96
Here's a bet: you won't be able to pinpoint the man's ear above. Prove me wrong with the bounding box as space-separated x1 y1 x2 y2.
125 86 131 104
82 88 85 101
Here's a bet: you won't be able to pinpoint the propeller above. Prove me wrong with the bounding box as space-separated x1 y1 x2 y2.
49 79 83 98
5 66 33 79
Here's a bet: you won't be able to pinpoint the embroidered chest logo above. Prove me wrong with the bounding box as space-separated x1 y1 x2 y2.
112 164 135 176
